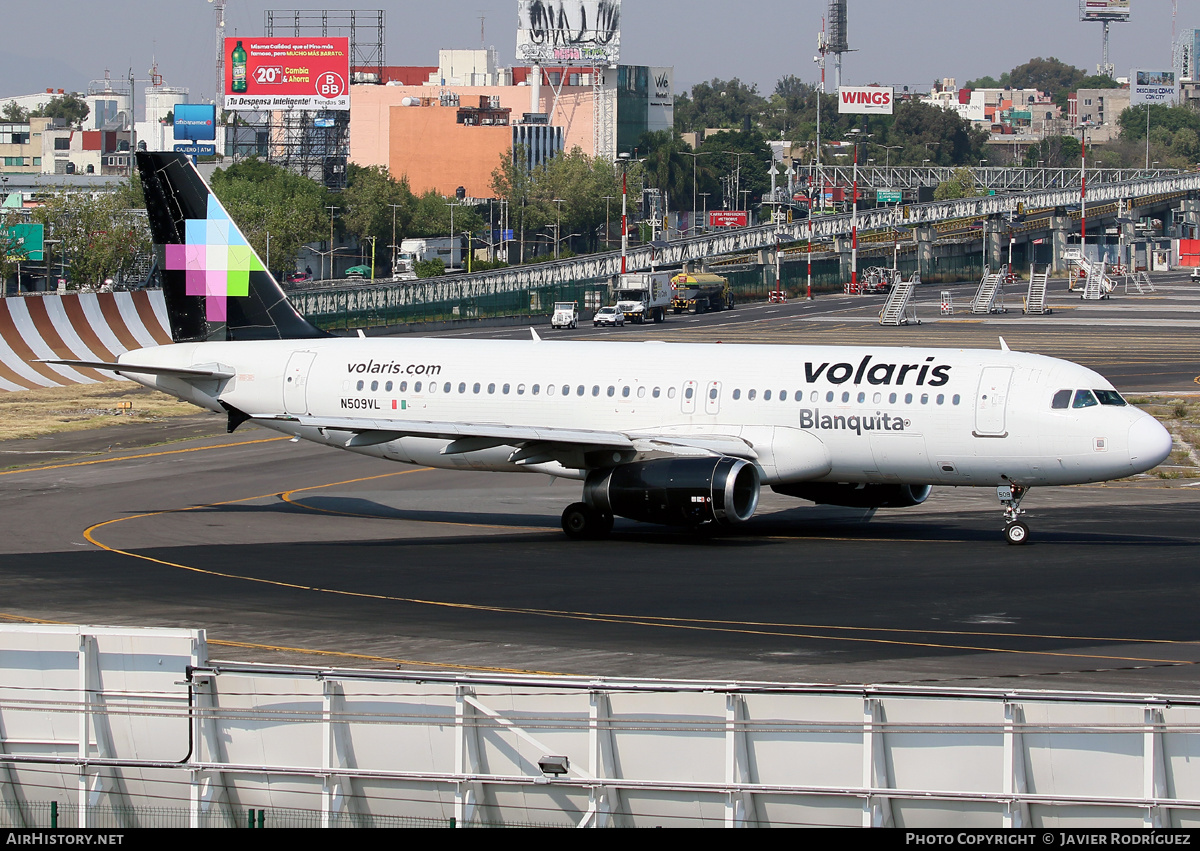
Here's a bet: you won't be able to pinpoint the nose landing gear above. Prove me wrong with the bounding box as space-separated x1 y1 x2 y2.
997 483 1030 545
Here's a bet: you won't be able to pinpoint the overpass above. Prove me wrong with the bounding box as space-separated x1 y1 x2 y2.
295 171 1200 300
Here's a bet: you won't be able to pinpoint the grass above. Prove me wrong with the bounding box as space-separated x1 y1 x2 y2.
0 382 203 441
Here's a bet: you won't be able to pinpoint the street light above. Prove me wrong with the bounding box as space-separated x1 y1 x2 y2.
324 205 339 280
552 198 565 259
881 145 901 168
845 128 871 293
682 151 711 236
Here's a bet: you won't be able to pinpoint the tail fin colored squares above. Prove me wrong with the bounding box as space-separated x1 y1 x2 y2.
137 151 328 343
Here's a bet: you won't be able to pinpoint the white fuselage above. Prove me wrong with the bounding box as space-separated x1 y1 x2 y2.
119 337 1173 488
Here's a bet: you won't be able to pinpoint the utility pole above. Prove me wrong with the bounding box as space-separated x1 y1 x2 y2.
325 205 339 279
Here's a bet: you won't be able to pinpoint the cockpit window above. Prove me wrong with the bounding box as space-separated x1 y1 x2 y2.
1072 389 1099 409
1051 389 1071 409
1094 389 1127 407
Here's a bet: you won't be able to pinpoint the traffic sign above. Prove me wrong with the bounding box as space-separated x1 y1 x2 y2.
877 189 902 204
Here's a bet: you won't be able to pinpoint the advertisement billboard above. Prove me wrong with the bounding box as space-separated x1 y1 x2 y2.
173 104 216 142
709 211 748 228
1079 1 1130 22
838 86 894 115
516 0 621 67
5 223 43 262
223 37 350 111
1131 69 1178 105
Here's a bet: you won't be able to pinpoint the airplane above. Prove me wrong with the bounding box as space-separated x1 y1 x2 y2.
43 153 1173 545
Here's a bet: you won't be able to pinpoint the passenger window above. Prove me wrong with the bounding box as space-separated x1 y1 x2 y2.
921 393 929 404
668 387 677 399
732 389 741 400
748 389 756 401
517 384 525 395
764 390 772 401
547 384 556 396
444 382 451 393
592 385 600 396
1094 389 1127 406
952 394 960 405
473 383 481 394
841 392 850 403
399 381 408 392
428 382 436 394
904 393 913 404
857 392 865 403
488 383 495 394
1051 389 1071 409
811 392 819 402
386 381 393 392
459 382 466 393
637 386 646 398
936 394 944 405
576 385 584 396
685 386 694 400
888 392 897 403
826 391 834 402
414 381 423 392
1073 389 1098 408
623 386 631 398
708 387 717 400
780 390 788 401
503 383 511 394
653 387 661 398
532 384 540 395
356 380 364 391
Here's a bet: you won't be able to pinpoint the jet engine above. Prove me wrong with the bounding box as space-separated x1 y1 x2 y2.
584 457 760 527
771 482 932 508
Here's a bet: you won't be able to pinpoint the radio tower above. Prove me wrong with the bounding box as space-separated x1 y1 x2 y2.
209 0 226 111
826 0 848 89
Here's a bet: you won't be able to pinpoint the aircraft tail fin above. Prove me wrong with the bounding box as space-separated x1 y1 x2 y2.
136 151 329 343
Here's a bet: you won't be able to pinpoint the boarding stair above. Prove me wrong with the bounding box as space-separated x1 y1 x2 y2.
1064 252 1116 300
971 266 1008 314
1023 265 1051 315
1124 270 1156 294
878 273 921 326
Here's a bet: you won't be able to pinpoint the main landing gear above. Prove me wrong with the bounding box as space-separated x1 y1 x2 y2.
561 502 613 540
997 483 1030 545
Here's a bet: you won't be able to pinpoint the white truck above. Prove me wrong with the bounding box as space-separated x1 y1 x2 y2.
612 271 672 324
550 301 578 329
393 237 464 280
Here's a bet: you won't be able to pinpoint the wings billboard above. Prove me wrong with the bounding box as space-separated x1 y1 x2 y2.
516 0 621 67
223 37 350 111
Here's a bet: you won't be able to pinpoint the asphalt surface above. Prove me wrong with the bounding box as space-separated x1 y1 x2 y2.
2 274 1198 693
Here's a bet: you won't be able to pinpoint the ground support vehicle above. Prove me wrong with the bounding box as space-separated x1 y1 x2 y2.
669 272 733 314
551 302 578 329
613 272 671 323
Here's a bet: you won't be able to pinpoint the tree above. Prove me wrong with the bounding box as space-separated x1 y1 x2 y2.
674 78 768 133
1022 136 1081 168
934 167 987 201
31 190 151 288
696 130 773 211
32 94 90 128
1 101 28 123
209 158 327 278
1009 57 1085 103
342 164 416 273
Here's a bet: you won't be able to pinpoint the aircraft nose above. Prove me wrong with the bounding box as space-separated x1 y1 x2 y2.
1127 415 1173 472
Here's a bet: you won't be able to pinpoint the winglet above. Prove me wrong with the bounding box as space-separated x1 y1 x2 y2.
530 327 542 342
998 336 1010 352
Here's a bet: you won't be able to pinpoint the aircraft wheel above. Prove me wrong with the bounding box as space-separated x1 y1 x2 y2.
562 502 611 540
1004 521 1030 545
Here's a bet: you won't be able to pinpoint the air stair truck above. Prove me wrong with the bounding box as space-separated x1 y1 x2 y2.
670 272 733 314
613 272 672 323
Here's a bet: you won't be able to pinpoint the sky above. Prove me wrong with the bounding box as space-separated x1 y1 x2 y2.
0 1 1189 104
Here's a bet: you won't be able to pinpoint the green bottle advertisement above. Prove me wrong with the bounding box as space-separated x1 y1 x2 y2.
231 40 247 93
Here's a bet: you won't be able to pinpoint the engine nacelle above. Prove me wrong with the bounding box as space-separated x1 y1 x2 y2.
584 457 761 527
772 482 932 508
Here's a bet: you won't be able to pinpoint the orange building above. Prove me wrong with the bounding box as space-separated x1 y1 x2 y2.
388 98 517 198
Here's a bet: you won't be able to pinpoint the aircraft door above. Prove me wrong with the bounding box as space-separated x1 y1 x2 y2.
974 366 1013 437
283 351 318 415
681 380 698 414
704 381 722 415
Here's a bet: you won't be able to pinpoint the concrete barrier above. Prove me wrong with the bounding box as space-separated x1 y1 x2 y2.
0 291 171 392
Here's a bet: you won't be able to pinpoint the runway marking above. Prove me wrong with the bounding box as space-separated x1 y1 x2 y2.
81 470 1200 669
0 436 289 477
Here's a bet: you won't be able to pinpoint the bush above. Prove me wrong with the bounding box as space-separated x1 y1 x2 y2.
415 258 445 278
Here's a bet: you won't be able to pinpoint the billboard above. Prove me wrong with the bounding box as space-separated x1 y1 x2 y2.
5 223 43 262
173 104 216 142
709 211 748 228
224 37 350 111
516 0 621 67
1131 69 1178 105
1079 1 1131 22
838 86 894 115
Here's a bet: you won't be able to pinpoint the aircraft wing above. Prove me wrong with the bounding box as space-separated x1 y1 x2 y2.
260 413 756 466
